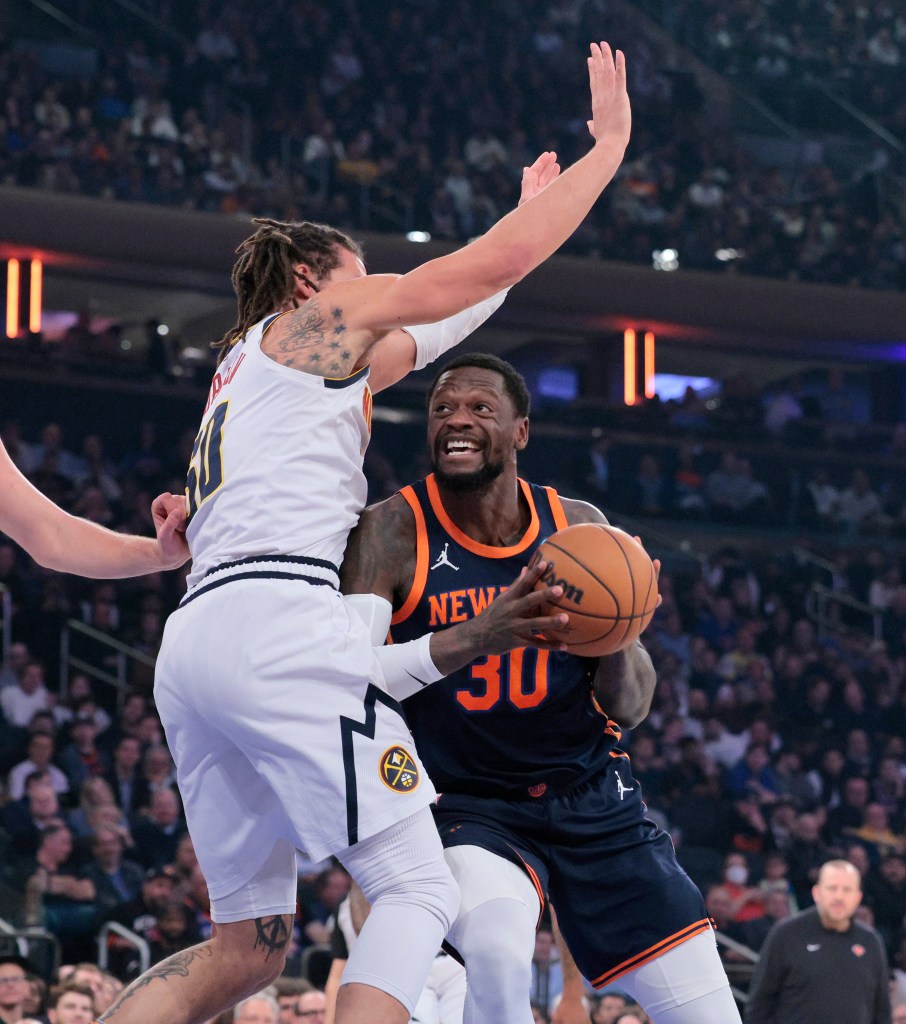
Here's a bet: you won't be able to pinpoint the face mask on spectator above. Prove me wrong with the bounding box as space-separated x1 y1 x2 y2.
725 865 749 885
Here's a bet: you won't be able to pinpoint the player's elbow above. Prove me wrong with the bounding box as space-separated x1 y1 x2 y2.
617 695 654 730
493 242 535 289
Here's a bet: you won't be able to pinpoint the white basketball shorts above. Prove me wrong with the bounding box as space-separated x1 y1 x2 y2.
154 564 436 906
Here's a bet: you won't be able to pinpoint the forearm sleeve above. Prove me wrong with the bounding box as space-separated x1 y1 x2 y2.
344 593 444 700
405 289 509 371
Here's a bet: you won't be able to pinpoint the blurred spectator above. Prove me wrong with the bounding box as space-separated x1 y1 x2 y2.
234 993 280 1024
20 825 96 959
718 852 765 923
742 885 794 952
58 714 109 794
836 469 886 535
0 641 31 690
0 661 52 728
7 733 69 800
299 865 350 946
110 865 182 947
129 788 186 870
66 777 132 842
294 990 326 1023
706 454 771 524
0 956 31 1024
83 825 144 917
529 929 562 1017
147 899 201 966
141 744 178 800
46 982 96 1024
102 736 150 815
593 992 629 1023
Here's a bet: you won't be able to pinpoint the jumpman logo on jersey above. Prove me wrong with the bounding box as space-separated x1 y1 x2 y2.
614 769 634 801
431 543 460 571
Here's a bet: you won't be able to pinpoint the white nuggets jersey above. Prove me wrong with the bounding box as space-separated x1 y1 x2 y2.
186 313 373 588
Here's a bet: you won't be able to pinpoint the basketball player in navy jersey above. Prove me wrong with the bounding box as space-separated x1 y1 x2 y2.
96 42 633 1024
341 355 742 1024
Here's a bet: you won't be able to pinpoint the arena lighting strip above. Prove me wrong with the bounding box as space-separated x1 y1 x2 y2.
623 327 656 404
4 258 42 338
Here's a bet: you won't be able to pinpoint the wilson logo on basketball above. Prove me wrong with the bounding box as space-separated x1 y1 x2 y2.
379 746 420 793
539 559 585 605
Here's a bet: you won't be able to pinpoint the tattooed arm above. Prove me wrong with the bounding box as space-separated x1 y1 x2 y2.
340 494 417 609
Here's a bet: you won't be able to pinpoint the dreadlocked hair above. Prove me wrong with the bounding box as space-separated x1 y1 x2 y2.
214 217 363 363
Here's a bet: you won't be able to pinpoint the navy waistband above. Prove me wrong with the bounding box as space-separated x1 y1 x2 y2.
181 554 340 607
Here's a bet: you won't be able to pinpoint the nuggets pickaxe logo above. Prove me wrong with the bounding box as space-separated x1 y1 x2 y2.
379 746 421 793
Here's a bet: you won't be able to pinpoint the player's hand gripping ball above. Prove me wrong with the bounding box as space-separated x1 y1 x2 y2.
530 523 659 655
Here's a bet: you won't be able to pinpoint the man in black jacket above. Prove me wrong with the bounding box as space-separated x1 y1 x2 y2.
746 859 890 1024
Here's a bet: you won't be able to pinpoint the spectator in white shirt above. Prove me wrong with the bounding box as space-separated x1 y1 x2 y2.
7 732 69 800
0 660 52 728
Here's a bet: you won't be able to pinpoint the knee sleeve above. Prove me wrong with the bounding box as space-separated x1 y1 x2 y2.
336 808 459 1013
619 930 742 1023
443 849 541 1024
449 898 538 1024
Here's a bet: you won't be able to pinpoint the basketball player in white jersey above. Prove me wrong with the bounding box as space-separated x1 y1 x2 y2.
0 439 189 576
96 42 631 1024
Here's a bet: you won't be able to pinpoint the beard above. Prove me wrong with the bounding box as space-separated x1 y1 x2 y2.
432 455 506 493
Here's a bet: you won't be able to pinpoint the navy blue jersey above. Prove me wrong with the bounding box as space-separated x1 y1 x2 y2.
393 474 627 799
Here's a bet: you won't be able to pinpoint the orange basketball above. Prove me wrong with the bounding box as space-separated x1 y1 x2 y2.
530 523 659 656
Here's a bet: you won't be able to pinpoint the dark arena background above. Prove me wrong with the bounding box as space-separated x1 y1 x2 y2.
1 1 906 1021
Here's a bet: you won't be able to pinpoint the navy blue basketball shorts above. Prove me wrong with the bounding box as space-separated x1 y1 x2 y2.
433 761 711 989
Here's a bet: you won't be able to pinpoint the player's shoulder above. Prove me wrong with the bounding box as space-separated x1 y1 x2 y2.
355 491 418 538
343 491 419 592
557 494 609 527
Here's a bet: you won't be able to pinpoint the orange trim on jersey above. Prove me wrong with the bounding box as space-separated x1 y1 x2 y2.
590 919 713 989
425 474 540 558
391 486 430 626
544 486 569 532
508 847 546 927
608 750 630 761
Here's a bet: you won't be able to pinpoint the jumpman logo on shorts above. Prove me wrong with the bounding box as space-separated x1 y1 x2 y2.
614 769 634 800
431 543 460 571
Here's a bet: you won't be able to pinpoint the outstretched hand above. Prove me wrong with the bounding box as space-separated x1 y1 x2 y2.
151 492 190 569
518 151 561 206
585 41 631 150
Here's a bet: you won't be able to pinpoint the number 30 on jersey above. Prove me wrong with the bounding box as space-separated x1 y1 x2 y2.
186 401 229 523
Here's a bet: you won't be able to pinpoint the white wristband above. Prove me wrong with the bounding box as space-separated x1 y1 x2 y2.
374 633 445 701
405 289 509 371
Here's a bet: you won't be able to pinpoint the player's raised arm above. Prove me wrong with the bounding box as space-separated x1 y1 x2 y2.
0 440 189 578
364 151 563 393
329 43 630 335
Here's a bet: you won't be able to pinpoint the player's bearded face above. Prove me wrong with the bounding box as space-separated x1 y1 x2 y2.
431 446 506 492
